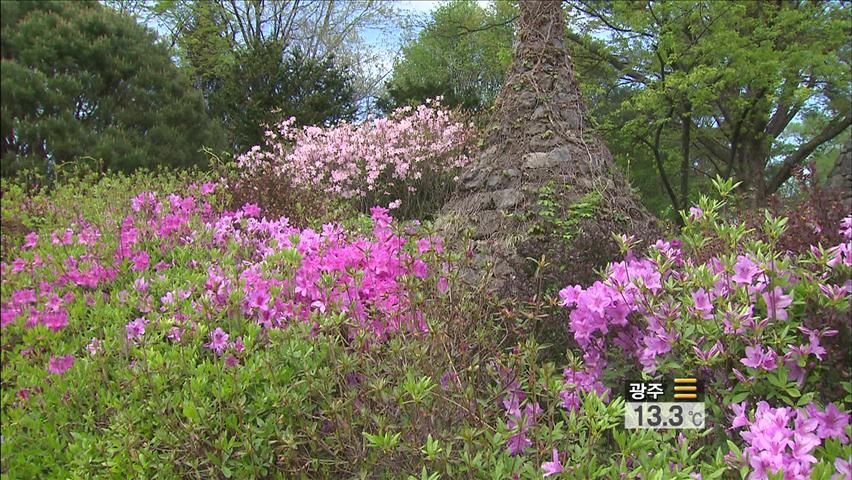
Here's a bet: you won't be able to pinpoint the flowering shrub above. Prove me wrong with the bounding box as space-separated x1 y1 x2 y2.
2 173 850 479
0 175 461 477
554 178 852 479
236 98 475 219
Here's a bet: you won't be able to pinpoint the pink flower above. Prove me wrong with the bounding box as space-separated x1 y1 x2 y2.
741 345 777 371
730 401 750 429
130 250 150 272
506 431 532 456
816 403 850 444
201 182 216 195
689 207 703 220
412 259 428 279
133 277 149 293
86 337 101 355
833 456 851 480
732 255 759 284
437 277 449 293
23 232 38 249
125 317 148 341
840 216 852 240
206 327 230 355
47 354 75 375
559 285 583 307
44 310 69 331
242 203 261 217
691 288 714 319
542 449 564 477
762 286 793 321
11 258 27 274
16 388 30 401
167 327 183 342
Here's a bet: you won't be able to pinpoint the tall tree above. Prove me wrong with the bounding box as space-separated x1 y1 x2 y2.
206 40 356 152
110 0 402 113
565 1 851 209
441 0 658 295
379 0 515 112
1 0 224 177
110 0 386 150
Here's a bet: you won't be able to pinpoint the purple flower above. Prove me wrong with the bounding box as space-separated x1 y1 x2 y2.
85 337 101 355
47 354 75 375
242 203 261 217
233 336 245 353
763 286 793 321
541 449 564 477
505 400 539 456
741 345 777 371
730 401 750 429
559 285 583 307
206 327 230 355
167 326 183 342
732 255 759 284
688 206 703 220
816 403 850 444
692 288 714 319
437 277 449 293
833 456 851 480
507 431 531 456
125 317 148 341
130 250 150 272
44 310 69 331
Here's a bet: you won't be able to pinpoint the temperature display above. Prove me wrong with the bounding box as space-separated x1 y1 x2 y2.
625 402 705 429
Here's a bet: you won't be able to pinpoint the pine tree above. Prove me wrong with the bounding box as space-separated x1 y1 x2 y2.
1 1 225 177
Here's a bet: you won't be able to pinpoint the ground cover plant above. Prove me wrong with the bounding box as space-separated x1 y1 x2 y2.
1 171 850 479
1 1 851 478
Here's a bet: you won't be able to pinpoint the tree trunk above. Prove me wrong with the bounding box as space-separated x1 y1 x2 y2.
828 138 852 211
439 0 659 297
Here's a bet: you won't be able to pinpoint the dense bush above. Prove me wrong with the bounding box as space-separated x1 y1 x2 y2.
1 174 850 479
752 163 850 255
556 178 851 478
0 1 225 178
237 99 475 220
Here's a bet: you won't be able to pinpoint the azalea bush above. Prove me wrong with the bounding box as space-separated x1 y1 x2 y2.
551 178 852 479
236 98 475 219
0 174 459 477
2 172 851 479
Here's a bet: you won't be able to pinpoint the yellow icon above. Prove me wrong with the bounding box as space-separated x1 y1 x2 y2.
673 377 698 399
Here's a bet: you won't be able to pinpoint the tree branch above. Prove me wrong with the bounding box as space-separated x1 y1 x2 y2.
563 29 649 84
766 112 852 194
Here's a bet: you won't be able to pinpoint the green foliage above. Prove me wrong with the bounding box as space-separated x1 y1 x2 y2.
0 0 225 178
567 0 852 211
532 181 602 242
206 43 357 152
2 167 851 479
379 0 515 112
155 1 359 152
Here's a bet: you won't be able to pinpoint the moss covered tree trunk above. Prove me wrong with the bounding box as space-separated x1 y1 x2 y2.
440 0 659 298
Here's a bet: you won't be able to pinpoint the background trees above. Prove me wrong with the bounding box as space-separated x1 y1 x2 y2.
379 0 851 218
0 0 225 177
378 0 514 112
203 42 356 152
565 0 851 215
109 0 399 150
